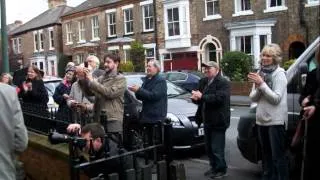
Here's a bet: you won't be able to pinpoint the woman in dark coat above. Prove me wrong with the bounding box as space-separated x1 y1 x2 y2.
300 46 320 180
18 65 49 108
53 67 76 122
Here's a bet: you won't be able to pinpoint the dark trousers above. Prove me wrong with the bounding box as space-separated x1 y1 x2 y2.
204 125 227 173
257 125 288 180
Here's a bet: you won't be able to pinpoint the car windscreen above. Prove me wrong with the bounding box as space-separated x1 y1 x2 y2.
44 81 61 96
125 76 187 97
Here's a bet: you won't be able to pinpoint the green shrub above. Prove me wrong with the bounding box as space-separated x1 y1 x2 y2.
282 59 296 70
57 54 72 78
130 41 146 72
220 51 253 82
119 61 135 72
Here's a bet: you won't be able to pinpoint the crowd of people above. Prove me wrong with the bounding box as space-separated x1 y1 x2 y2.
0 43 319 179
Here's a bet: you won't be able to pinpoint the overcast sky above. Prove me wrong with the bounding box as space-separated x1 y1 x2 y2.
6 0 86 24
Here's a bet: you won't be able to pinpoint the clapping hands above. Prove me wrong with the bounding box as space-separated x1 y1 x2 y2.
191 90 202 100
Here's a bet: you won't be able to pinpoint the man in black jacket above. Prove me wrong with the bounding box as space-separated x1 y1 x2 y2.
128 59 167 145
191 61 230 179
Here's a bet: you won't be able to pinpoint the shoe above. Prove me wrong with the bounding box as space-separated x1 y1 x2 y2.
210 171 227 179
204 169 214 176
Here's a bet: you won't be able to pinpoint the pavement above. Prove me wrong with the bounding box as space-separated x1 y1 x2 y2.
181 159 261 180
230 95 251 106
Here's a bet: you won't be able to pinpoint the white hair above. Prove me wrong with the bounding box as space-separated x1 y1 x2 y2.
149 59 161 70
87 55 100 66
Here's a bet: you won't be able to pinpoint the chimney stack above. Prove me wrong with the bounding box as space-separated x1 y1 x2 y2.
48 0 66 9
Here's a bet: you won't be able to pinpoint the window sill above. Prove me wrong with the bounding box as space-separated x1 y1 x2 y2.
124 32 134 36
107 35 117 38
49 48 55 51
203 14 222 21
232 10 254 17
305 2 320 7
77 40 86 44
263 6 288 13
143 29 154 33
65 42 73 45
90 38 100 42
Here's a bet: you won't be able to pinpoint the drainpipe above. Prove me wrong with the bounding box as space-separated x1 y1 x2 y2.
299 0 309 45
153 0 159 60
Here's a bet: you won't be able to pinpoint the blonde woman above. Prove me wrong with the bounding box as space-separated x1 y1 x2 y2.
0 73 13 85
248 44 288 180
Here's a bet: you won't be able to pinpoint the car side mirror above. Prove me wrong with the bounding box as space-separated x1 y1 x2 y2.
299 63 308 88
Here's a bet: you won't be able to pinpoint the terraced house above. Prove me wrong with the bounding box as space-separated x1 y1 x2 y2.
157 0 319 71
61 0 157 65
9 0 72 76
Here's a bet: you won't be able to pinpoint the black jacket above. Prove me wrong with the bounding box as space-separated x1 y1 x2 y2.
194 74 230 130
135 74 168 123
19 79 49 106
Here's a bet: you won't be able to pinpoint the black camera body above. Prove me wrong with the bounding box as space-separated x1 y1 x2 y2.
48 131 87 149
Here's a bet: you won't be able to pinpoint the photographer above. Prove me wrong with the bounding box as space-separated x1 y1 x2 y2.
66 123 133 178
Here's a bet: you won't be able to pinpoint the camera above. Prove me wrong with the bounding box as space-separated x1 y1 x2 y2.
48 131 87 149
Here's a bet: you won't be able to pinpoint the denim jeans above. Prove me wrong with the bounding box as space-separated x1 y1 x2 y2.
257 125 288 180
204 125 227 173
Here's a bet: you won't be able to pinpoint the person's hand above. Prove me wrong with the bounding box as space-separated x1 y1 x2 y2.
128 84 140 92
70 100 78 109
247 73 264 86
67 123 81 134
301 96 310 107
77 103 87 112
303 105 316 120
22 82 32 91
83 68 93 81
192 90 202 100
63 94 70 100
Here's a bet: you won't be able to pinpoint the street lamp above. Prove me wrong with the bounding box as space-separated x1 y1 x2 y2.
1 0 9 73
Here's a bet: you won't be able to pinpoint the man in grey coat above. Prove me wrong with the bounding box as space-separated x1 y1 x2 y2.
0 83 28 180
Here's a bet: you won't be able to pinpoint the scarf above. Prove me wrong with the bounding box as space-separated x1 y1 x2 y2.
260 64 278 89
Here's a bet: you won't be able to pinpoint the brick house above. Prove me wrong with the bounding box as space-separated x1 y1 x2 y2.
61 0 157 66
0 21 23 73
158 0 319 71
9 0 73 76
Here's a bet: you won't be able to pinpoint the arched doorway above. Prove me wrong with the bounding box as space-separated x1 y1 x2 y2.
289 41 305 59
198 35 222 70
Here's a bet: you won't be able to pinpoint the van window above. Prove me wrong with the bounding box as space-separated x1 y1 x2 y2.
287 52 316 94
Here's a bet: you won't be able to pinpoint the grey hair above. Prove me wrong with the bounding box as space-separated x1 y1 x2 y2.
260 43 283 65
87 55 100 66
149 59 161 70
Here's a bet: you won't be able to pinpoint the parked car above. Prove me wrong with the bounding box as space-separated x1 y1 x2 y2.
124 74 204 150
237 36 320 163
160 71 204 92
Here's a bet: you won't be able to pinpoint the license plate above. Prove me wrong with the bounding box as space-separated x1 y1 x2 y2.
198 128 204 136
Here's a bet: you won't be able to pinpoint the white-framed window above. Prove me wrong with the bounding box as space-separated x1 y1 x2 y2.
66 23 73 44
233 0 253 16
33 30 44 52
108 46 119 55
264 0 287 13
142 3 154 32
48 28 54 50
259 35 267 51
305 0 319 7
76 54 85 65
91 16 100 40
204 0 221 20
167 7 180 37
143 43 156 61
163 53 172 60
236 36 253 55
123 8 133 34
107 12 116 37
12 38 22 54
78 20 85 42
